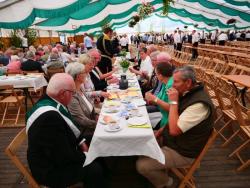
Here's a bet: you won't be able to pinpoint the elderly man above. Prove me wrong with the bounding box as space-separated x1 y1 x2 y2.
137 66 214 188
26 73 106 188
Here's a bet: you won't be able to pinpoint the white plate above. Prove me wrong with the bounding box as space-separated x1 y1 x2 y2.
127 117 147 125
104 108 120 113
132 99 146 106
104 125 122 132
99 116 119 125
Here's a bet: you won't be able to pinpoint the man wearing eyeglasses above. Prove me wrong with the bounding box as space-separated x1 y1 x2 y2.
26 73 106 188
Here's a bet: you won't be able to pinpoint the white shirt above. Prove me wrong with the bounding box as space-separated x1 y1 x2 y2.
192 32 199 44
236 32 241 38
211 31 217 41
120 37 128 46
174 33 182 44
177 103 210 133
246 33 250 39
218 33 228 41
81 94 94 112
84 36 93 48
139 56 153 79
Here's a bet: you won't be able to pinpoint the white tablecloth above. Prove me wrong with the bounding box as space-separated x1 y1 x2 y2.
84 74 165 166
0 75 48 91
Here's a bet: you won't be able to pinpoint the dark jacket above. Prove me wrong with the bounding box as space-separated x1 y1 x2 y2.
21 59 44 72
27 96 86 187
89 68 107 91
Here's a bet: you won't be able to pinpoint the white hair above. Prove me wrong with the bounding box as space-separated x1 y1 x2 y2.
65 62 85 80
46 73 74 96
78 54 93 65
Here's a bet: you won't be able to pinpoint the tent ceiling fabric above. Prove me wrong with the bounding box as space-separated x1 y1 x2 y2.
0 0 249 33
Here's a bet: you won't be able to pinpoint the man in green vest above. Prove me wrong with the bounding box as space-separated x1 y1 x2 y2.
26 73 106 188
136 66 214 187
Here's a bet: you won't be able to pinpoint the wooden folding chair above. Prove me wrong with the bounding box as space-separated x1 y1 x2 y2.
0 85 25 125
228 99 250 171
171 129 218 188
5 128 40 188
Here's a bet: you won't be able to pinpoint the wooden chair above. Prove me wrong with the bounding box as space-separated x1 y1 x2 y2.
47 67 65 80
22 70 39 75
5 128 40 188
171 129 218 188
0 85 25 125
228 99 250 171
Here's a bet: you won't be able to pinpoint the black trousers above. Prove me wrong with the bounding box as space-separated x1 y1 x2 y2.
176 43 182 51
192 42 198 59
200 39 205 44
43 161 107 188
211 40 216 45
218 40 225 46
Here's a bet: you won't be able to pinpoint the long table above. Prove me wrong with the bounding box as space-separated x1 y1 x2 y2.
84 72 165 167
0 74 48 110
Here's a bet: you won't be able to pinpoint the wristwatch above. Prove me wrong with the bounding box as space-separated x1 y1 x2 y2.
154 97 158 103
169 101 178 105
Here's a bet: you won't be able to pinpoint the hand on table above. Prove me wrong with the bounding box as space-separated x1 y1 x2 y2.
101 91 111 98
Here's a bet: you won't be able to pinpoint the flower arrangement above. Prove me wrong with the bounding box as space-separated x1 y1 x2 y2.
120 59 130 69
129 20 137 28
162 0 175 15
119 49 127 57
138 2 155 19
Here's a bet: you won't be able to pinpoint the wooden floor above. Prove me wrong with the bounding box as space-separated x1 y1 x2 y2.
0 126 250 188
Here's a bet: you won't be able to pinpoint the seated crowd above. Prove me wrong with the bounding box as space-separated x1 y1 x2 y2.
2 28 214 188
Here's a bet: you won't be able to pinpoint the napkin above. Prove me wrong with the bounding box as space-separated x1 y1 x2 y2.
128 124 151 128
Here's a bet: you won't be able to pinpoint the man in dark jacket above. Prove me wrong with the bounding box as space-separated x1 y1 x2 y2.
96 27 116 74
21 51 44 72
26 73 106 188
136 66 214 187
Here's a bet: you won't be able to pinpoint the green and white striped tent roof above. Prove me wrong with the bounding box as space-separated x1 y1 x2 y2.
0 0 249 34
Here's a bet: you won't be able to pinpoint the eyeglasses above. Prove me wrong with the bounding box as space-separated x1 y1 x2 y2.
63 89 76 94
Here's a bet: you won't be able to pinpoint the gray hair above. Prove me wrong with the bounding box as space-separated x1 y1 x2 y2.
174 66 196 84
150 51 160 60
78 54 93 65
65 62 85 80
26 51 35 59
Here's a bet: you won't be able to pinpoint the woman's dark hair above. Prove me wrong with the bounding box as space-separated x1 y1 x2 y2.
156 62 173 77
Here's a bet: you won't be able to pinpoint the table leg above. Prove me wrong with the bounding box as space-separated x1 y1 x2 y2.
23 88 34 111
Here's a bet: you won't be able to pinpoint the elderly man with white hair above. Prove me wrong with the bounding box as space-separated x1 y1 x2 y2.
21 51 44 72
26 73 107 188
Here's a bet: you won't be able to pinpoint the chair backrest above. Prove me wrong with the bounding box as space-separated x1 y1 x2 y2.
23 70 39 75
177 128 218 188
233 99 250 126
5 128 40 188
0 85 22 104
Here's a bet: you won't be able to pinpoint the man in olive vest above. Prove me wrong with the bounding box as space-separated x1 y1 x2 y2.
26 73 106 188
136 66 214 187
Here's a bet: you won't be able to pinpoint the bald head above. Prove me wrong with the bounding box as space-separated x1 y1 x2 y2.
47 73 75 105
157 52 171 63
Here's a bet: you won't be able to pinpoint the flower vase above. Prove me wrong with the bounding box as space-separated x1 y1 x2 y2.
122 67 128 73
